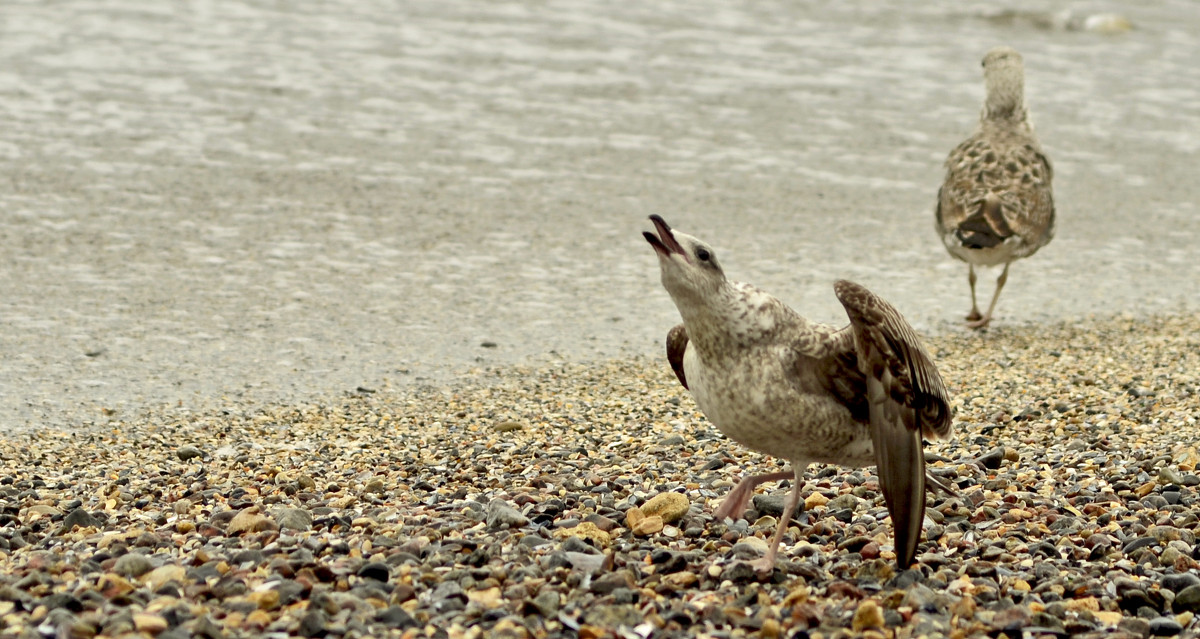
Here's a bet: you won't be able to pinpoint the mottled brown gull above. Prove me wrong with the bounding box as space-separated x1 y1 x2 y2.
645 215 954 573
936 46 1056 329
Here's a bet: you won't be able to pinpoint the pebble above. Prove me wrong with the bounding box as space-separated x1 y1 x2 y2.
641 492 690 523
0 315 1197 637
485 498 528 529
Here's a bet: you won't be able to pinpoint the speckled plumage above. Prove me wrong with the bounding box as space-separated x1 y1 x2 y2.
936 46 1055 328
644 216 953 571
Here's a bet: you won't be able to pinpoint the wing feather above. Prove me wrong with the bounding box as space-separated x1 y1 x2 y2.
666 324 689 389
833 280 955 567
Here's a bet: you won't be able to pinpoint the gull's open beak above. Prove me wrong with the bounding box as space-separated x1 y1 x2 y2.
644 215 687 258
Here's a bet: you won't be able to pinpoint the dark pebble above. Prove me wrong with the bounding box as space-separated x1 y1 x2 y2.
1173 584 1200 613
40 593 83 612
375 606 418 629
357 562 390 583
977 447 1006 470
1163 573 1200 593
1124 536 1158 554
299 609 328 638
58 508 101 533
1149 617 1183 636
721 562 761 583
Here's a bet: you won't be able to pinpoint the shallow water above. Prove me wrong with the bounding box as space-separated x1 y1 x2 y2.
2 0 1198 428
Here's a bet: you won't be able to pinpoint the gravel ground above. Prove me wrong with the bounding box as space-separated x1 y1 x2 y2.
2 314 1199 638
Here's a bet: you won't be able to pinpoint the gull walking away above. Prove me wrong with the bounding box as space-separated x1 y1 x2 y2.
936 46 1056 329
644 215 954 575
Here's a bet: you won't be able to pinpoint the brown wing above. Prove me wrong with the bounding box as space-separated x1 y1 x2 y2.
666 324 688 389
833 280 954 567
938 132 1055 253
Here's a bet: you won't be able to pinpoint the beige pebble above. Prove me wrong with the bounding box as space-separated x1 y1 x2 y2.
468 587 504 608
142 565 187 591
641 492 689 523
804 493 829 509
851 600 884 631
662 571 698 588
227 509 276 535
633 515 664 536
133 613 168 634
552 522 611 547
625 506 645 529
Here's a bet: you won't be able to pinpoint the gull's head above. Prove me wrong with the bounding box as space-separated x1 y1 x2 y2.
644 215 726 302
981 46 1026 121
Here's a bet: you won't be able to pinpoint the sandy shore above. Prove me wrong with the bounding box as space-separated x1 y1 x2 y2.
0 315 1197 637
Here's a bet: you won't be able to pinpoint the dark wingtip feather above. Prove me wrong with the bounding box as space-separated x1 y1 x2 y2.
666 324 689 389
868 376 926 567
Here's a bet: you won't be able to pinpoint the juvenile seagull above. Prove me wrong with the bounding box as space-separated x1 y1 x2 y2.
645 215 953 573
937 46 1055 329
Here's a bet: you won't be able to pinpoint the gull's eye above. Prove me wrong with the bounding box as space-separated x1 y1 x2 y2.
696 248 711 262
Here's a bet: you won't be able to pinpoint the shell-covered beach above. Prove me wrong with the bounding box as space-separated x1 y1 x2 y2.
2 316 1199 637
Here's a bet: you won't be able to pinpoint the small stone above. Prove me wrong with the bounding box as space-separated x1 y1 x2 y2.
662 571 698 588
1164 573 1200 593
752 494 803 520
142 565 187 591
176 446 204 461
274 508 313 532
113 554 154 578
357 562 390 583
467 587 504 609
589 572 634 595
133 613 168 634
58 508 101 533
731 539 767 560
298 609 327 638
721 562 761 583
827 494 860 510
1160 467 1185 485
493 421 523 432
852 600 885 631
528 591 560 616
552 522 611 548
27 504 62 518
376 606 417 629
227 509 276 534
1149 616 1183 636
486 499 528 530
632 515 664 536
641 492 689 523
363 479 385 494
625 506 645 529
804 493 829 509
99 573 136 599
977 447 1006 470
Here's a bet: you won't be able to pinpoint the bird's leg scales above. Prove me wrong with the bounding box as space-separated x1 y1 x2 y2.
969 263 1009 329
713 470 794 521
965 265 982 321
753 469 805 578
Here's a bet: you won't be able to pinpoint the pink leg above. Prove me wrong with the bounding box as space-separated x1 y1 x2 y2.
713 470 795 521
751 468 805 577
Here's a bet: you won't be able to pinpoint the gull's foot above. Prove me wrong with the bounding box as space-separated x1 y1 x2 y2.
966 315 993 330
965 309 983 322
750 556 777 579
713 483 755 521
